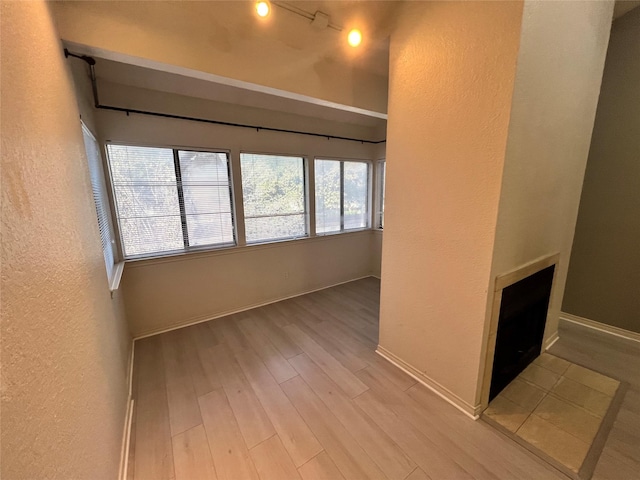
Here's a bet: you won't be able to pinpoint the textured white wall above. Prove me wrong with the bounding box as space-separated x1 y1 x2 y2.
379 1 523 412
489 0 613 357
1 2 131 478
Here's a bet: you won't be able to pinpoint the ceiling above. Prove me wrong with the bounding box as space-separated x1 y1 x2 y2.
265 0 397 78
73 0 634 131
63 0 397 128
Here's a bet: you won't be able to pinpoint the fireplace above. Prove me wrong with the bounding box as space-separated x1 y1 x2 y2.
479 253 560 409
489 264 555 401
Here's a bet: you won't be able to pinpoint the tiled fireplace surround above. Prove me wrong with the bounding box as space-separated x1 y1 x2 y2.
478 252 622 478
480 253 561 409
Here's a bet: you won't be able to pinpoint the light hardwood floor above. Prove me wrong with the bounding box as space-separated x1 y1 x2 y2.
127 278 636 479
551 320 640 480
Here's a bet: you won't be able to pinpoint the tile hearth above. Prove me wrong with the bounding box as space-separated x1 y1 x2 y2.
483 353 621 479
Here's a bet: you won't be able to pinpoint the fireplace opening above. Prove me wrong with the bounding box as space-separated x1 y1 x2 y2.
489 264 555 401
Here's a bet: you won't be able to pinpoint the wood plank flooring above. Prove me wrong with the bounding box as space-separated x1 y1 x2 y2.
128 278 636 479
551 320 640 480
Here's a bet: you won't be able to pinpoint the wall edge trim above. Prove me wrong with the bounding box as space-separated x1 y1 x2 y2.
375 345 481 419
119 340 136 480
132 275 376 340
118 397 134 480
544 331 560 350
560 312 640 344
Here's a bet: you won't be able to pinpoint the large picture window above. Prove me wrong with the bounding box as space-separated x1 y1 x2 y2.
106 145 234 258
240 153 307 243
315 159 369 234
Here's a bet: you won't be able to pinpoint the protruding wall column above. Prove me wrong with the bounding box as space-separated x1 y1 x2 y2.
379 0 613 416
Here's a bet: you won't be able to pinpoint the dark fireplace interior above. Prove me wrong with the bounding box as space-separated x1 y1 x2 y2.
489 265 555 401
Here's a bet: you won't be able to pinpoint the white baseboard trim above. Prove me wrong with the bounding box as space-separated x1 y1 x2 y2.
118 397 134 480
133 275 376 340
119 341 136 480
375 345 481 419
560 312 640 344
544 331 560 351
127 340 135 397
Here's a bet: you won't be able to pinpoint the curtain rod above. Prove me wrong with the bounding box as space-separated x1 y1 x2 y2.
64 49 386 145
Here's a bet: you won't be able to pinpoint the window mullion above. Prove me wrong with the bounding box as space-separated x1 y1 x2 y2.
340 161 345 231
307 157 316 237
173 149 190 249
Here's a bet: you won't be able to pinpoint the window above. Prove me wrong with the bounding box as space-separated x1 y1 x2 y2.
106 145 234 258
240 153 307 243
315 159 369 234
376 160 386 229
82 123 118 285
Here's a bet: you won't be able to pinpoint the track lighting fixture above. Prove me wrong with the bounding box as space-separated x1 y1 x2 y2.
347 29 362 47
256 1 270 18
254 1 363 47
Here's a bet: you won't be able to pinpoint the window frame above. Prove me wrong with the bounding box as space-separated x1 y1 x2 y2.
105 142 237 260
98 140 376 264
239 151 310 245
81 122 124 290
314 157 372 235
375 159 386 230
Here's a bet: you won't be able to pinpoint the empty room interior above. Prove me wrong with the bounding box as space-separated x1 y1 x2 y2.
2 0 640 479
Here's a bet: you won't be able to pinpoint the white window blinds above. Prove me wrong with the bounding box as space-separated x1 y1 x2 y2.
315 159 341 233
240 153 307 243
81 123 117 283
106 145 234 258
178 150 235 247
344 161 369 230
315 159 369 233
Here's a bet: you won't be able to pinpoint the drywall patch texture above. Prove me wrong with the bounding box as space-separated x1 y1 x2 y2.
563 7 640 333
489 0 613 360
1 2 131 478
379 1 523 410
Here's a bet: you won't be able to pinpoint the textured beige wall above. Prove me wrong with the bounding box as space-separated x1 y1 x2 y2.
98 80 381 143
125 231 375 337
68 57 100 134
379 1 523 411
563 7 640 333
49 0 388 114
371 230 382 278
489 0 613 357
1 2 132 478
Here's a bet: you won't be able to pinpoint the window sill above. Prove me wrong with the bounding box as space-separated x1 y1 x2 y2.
124 229 375 268
316 227 372 237
246 235 309 247
109 261 125 294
